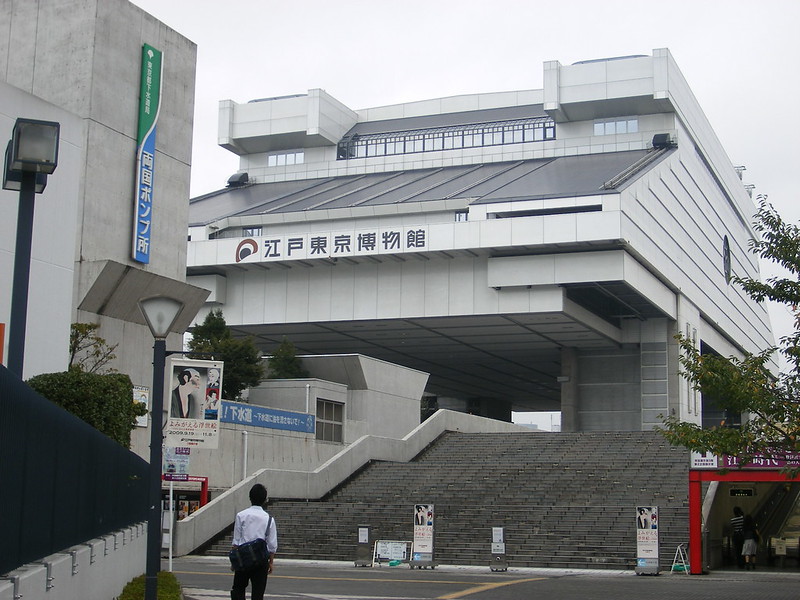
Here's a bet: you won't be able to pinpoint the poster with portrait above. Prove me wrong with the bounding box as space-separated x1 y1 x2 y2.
164 357 223 448
635 505 659 574
412 504 434 562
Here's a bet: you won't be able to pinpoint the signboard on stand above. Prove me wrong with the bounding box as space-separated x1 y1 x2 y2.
164 358 223 448
411 504 435 568
635 505 659 575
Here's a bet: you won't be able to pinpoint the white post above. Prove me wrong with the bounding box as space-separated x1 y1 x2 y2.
168 480 174 571
241 430 248 481
305 383 311 414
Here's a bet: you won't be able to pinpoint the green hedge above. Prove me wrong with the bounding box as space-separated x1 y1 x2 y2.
118 572 182 600
27 369 145 448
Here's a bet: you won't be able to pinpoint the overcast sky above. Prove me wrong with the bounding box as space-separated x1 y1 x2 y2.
131 0 800 406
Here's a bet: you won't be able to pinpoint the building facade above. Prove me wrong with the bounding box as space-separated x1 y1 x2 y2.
0 0 207 458
187 49 772 432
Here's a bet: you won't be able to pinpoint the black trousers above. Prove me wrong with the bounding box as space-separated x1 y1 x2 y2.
231 564 268 600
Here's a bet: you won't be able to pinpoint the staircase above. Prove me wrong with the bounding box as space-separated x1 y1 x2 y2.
201 431 689 570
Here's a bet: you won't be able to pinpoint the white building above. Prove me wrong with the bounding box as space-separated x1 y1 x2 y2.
187 49 773 432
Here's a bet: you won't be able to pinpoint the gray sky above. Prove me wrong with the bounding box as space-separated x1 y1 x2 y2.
132 0 800 396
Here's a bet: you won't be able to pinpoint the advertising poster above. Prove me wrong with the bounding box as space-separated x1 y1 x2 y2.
164 357 223 448
413 504 434 562
133 385 149 428
635 505 659 573
163 447 190 480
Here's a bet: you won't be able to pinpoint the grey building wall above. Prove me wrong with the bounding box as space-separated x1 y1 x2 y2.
0 0 201 459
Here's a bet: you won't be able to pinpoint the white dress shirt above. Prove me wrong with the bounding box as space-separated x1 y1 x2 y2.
232 505 278 554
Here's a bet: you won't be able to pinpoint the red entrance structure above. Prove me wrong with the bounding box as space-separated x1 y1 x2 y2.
689 459 800 574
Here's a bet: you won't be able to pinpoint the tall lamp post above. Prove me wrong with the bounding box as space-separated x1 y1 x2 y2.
138 295 184 600
3 118 60 378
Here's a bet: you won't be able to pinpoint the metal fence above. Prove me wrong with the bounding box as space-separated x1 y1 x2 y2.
0 365 149 575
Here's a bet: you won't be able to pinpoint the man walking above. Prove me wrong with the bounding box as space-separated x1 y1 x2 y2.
231 484 278 600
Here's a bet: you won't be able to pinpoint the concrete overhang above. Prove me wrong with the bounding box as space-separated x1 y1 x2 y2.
78 260 210 334
487 249 677 321
218 89 358 155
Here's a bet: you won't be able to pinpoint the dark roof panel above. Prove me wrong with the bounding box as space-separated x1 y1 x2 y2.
188 149 669 226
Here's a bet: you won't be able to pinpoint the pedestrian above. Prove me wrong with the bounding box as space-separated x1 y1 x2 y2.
231 483 278 600
741 514 759 570
730 506 744 568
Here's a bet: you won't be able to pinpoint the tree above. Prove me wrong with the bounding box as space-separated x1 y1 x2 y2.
659 195 800 466
266 337 308 379
27 370 145 448
187 309 265 400
70 322 118 373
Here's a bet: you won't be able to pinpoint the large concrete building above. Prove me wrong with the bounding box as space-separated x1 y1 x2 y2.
187 49 773 432
0 0 208 457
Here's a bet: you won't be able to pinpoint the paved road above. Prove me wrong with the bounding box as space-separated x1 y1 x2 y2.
171 556 800 600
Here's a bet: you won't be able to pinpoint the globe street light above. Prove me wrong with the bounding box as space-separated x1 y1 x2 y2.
138 295 184 600
3 118 60 378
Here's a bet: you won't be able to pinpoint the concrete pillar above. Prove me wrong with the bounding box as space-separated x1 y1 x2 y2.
560 347 579 432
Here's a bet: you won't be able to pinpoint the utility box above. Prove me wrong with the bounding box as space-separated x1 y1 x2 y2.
490 527 508 572
355 525 371 567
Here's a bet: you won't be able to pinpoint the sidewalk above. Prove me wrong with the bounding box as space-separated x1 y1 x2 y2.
174 556 800 600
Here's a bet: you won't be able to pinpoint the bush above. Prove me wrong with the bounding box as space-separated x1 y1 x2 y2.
118 571 182 600
27 369 145 448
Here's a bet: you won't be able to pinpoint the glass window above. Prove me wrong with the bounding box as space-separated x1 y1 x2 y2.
316 399 344 443
336 117 556 160
604 122 616 135
627 119 638 133
295 152 304 164
616 120 627 134
268 155 277 167
593 123 604 136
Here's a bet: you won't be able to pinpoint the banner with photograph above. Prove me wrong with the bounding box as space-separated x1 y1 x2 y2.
164 358 223 448
412 504 434 562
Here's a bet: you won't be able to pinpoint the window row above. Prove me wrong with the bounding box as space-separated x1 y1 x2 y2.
593 118 639 136
337 118 556 160
267 151 305 167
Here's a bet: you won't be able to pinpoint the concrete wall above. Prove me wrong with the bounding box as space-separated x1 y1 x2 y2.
184 355 428 493
0 523 146 600
0 0 200 460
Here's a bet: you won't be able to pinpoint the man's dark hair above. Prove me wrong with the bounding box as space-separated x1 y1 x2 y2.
249 483 268 506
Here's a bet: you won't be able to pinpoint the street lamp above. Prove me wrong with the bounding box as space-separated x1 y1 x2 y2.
3 118 60 378
138 295 184 600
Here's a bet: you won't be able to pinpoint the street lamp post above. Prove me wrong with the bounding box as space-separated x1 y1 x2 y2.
138 296 184 600
3 118 60 378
